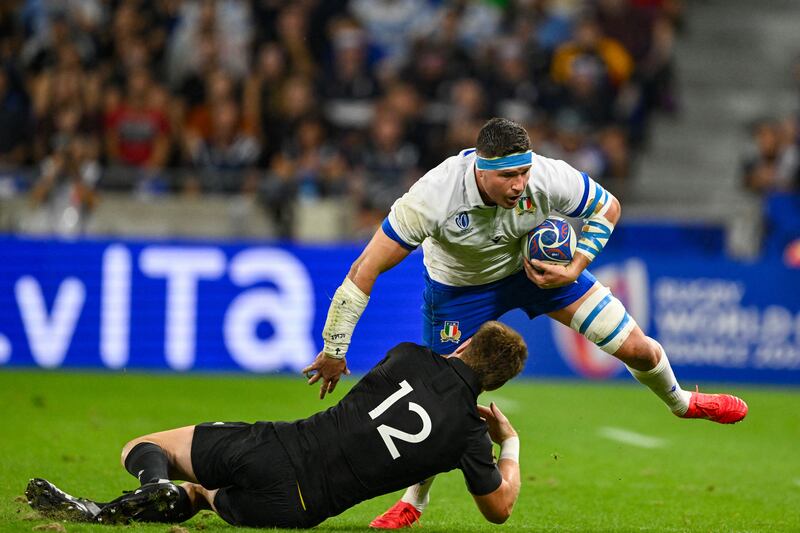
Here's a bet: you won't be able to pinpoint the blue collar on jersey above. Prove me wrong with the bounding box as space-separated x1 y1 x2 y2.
475 150 532 171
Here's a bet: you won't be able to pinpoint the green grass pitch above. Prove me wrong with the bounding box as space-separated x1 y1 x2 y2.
1 370 798 532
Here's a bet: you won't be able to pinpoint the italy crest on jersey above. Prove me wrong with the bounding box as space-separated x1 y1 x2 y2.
515 196 535 215
440 321 462 343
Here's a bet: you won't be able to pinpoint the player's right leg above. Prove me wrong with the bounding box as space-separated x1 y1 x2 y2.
176 482 217 512
370 478 430 529
120 425 198 483
96 426 200 524
27 426 201 524
548 282 747 424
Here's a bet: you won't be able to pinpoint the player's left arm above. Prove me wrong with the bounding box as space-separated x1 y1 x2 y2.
525 174 621 289
302 228 412 399
304 178 438 398
472 460 520 524
470 404 521 524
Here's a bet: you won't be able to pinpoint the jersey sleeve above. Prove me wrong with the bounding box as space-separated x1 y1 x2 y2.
539 156 612 219
459 429 502 496
384 174 441 250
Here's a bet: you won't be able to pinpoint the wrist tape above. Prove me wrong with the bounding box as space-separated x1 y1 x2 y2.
322 277 369 359
499 436 520 462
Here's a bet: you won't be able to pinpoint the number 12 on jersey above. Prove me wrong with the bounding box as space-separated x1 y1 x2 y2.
368 380 432 460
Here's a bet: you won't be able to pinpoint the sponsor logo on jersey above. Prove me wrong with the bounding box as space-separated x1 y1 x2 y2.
515 196 535 215
455 212 470 230
551 259 648 379
440 321 462 343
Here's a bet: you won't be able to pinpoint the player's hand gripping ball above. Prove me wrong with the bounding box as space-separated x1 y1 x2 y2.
522 216 576 264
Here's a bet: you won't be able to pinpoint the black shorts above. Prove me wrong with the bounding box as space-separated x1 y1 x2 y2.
191 422 315 528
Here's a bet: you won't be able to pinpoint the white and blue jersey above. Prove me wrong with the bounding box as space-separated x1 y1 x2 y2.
382 149 612 353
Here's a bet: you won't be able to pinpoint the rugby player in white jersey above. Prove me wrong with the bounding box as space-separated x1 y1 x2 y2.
302 117 748 529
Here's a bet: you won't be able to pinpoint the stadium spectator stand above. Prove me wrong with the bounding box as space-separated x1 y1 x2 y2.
740 51 800 267
0 0 685 239
0 0 795 256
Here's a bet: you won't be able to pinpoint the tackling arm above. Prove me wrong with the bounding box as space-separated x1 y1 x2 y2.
472 403 521 524
302 228 411 399
473 458 521 524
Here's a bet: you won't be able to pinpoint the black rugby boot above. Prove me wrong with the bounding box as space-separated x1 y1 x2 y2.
26 478 103 522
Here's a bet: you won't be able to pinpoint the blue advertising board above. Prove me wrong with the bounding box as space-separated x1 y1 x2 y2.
0 236 425 373
1 234 798 384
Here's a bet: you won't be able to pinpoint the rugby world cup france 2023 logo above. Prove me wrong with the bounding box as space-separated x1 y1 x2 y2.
551 259 649 379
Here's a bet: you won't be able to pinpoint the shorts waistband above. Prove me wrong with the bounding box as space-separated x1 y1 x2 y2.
424 269 524 293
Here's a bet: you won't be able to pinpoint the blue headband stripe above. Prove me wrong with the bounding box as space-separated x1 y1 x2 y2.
475 151 533 170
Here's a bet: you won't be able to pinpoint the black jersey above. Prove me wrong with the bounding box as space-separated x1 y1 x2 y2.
273 342 501 522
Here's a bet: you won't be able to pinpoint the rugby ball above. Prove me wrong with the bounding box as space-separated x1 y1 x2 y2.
523 216 576 264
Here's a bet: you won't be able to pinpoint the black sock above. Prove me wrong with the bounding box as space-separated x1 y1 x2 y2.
124 442 169 485
171 485 194 522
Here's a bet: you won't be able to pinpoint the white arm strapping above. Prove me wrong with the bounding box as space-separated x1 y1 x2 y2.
322 277 370 359
499 436 520 463
575 194 616 262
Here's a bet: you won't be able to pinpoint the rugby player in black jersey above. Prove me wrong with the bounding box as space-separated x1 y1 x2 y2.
26 321 527 528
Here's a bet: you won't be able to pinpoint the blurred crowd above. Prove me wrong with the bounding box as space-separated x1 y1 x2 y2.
0 0 684 237
740 55 800 267
740 55 800 195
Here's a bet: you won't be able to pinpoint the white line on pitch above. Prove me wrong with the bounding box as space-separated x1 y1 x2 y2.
598 427 666 449
480 394 520 412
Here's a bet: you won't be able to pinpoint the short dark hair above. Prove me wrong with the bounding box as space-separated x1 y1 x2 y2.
475 117 531 158
460 321 528 391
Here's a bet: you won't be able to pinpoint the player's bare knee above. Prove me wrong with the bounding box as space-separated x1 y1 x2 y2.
613 331 659 370
642 335 663 367
120 436 158 467
120 438 139 467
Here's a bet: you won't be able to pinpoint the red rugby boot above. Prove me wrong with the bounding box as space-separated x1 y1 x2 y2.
370 500 421 529
680 388 748 424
